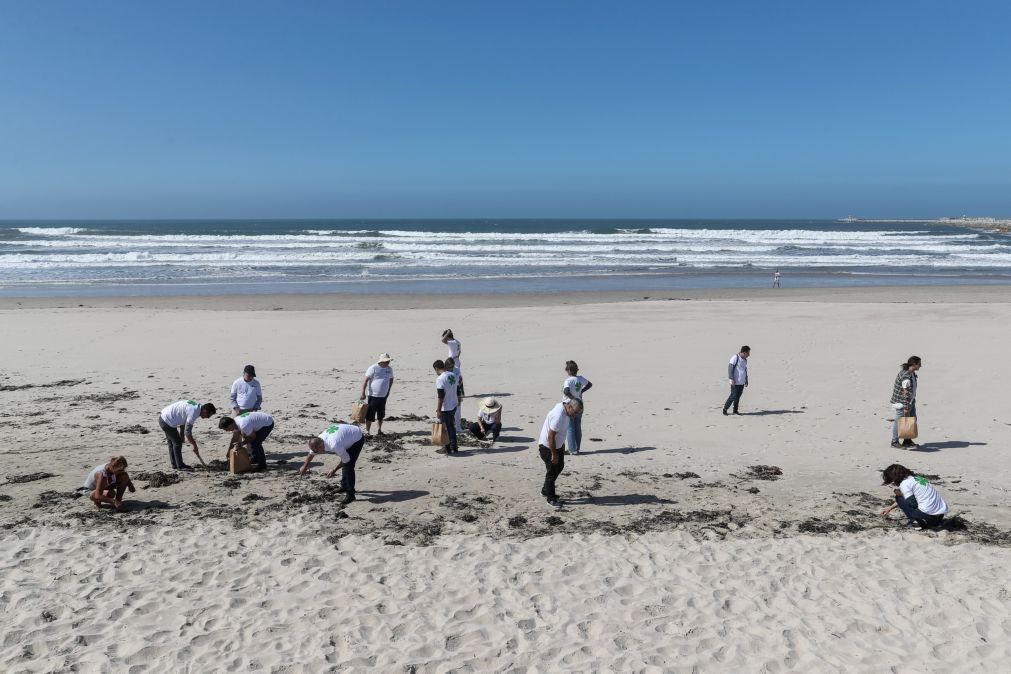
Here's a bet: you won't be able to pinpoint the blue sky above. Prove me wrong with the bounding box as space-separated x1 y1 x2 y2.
1 1 1010 219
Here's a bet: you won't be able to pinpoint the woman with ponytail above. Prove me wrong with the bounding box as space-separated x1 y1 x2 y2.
889 356 922 449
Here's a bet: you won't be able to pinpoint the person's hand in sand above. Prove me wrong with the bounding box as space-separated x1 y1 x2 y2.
84 456 132 512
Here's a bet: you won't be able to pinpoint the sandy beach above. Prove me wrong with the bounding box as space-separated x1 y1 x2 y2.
2 287 1010 672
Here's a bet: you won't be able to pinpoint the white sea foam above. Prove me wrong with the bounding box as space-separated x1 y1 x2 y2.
15 227 89 236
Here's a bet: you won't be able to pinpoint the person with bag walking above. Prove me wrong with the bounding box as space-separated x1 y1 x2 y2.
722 346 750 415
299 423 365 506
433 359 459 455
360 353 394 437
890 356 921 449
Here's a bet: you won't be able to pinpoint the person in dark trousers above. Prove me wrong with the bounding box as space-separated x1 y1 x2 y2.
158 400 216 470
890 356 922 449
433 360 459 454
880 463 949 529
470 397 503 442
299 423 366 506
723 346 751 415
361 353 394 437
538 398 582 509
219 411 274 472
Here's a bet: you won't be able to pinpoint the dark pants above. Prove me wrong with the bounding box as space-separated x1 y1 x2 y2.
340 437 365 495
248 423 273 469
159 417 186 468
724 384 745 413
894 495 944 527
441 409 458 452
366 395 388 423
469 421 501 441
538 444 565 499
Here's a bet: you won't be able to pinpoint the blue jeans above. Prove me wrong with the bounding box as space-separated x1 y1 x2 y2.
724 385 745 413
891 402 916 442
440 409 458 452
894 495 943 527
567 412 583 452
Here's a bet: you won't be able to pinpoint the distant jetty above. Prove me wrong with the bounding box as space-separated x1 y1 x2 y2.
838 216 1011 233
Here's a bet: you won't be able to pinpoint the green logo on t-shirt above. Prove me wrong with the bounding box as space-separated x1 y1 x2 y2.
240 412 250 417
186 400 197 406
448 375 457 385
326 425 337 434
575 382 583 391
914 476 928 486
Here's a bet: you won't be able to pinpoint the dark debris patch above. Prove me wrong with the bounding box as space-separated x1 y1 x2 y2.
81 390 140 404
0 378 87 392
4 472 56 485
114 425 151 435
507 515 527 528
132 471 180 488
733 465 783 481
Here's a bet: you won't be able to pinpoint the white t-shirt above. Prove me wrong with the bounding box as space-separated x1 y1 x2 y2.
234 411 273 435
563 375 590 401
479 409 500 424
436 371 459 412
729 355 749 385
446 339 462 368
230 377 262 410
83 464 115 490
539 402 571 449
160 400 202 427
365 364 394 398
899 475 948 515
315 423 364 463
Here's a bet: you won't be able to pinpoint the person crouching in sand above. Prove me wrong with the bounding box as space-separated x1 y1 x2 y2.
880 463 949 529
299 423 366 506
84 456 135 511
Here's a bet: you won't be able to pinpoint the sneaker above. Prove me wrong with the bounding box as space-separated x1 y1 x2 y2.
722 409 728 416
732 411 741 415
341 493 356 506
549 499 563 510
436 448 449 455
890 441 903 449
177 464 193 471
902 520 923 530
901 439 919 449
567 448 580 455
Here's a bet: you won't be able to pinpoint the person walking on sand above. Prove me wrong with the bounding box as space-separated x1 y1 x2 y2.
442 329 464 397
84 456 135 512
538 398 582 510
890 356 922 449
723 346 751 415
880 464 948 529
562 360 593 455
299 422 366 506
470 397 503 442
219 411 274 472
773 270 781 288
433 359 459 455
230 364 262 416
361 353 394 437
159 400 216 470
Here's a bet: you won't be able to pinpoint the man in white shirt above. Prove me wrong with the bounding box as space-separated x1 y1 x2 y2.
538 398 582 509
230 364 262 416
218 411 274 471
159 400 216 470
299 423 366 506
722 346 751 416
433 359 459 454
360 354 394 437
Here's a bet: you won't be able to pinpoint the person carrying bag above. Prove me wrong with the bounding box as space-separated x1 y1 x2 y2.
889 356 922 449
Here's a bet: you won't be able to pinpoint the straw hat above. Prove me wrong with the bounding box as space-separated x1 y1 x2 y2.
479 397 501 414
378 353 393 363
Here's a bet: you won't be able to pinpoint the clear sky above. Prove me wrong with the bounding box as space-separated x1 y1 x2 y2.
2 1 1010 219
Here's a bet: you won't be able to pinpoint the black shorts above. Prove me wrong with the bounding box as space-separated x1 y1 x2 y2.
366 395 388 422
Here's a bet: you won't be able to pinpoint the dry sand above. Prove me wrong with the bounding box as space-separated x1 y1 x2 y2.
2 288 1010 672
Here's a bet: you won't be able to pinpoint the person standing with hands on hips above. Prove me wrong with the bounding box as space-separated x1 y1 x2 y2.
361 354 394 437
561 360 592 455
433 360 459 455
230 365 262 416
723 346 750 416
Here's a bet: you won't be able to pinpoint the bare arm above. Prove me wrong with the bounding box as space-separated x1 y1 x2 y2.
361 376 370 400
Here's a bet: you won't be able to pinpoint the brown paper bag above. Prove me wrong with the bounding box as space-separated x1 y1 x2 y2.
351 399 368 423
897 416 918 440
431 422 449 446
229 446 251 474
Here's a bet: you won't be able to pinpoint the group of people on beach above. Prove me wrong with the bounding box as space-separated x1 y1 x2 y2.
84 331 948 529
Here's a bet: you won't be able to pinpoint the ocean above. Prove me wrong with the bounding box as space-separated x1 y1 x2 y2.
2 219 1010 296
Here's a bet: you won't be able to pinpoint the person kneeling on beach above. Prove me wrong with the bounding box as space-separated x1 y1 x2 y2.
880 463 949 529
219 411 274 472
299 423 365 506
84 456 135 512
538 398 582 510
470 397 503 442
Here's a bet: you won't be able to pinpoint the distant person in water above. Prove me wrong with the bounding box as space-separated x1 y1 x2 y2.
773 270 781 288
84 456 135 512
880 464 948 529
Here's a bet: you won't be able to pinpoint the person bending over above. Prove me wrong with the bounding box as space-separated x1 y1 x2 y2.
159 400 216 470
219 411 274 472
880 463 949 529
538 398 582 510
299 423 366 506
84 456 135 512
